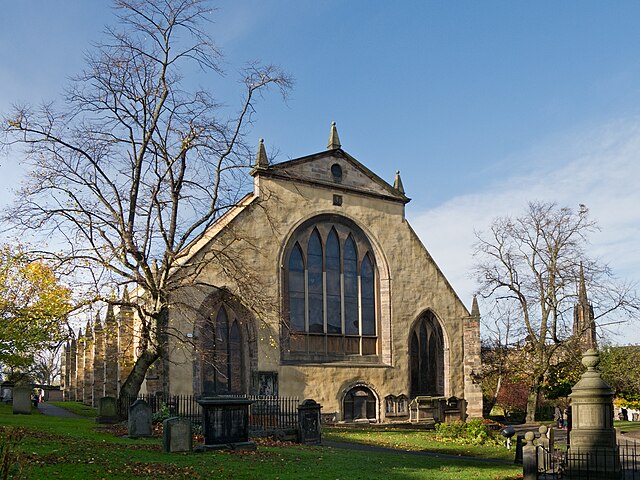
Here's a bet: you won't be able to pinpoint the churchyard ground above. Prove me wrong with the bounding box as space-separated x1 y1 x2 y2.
0 403 521 479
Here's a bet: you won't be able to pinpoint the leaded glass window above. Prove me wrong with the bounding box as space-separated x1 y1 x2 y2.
283 216 378 358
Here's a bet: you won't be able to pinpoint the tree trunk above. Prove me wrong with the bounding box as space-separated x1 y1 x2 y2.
118 348 159 402
484 374 502 417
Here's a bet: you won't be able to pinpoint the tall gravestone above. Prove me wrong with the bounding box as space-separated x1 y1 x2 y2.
128 399 152 438
163 417 192 453
12 387 32 415
567 349 620 479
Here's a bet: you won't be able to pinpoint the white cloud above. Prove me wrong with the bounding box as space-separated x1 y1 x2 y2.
408 117 640 344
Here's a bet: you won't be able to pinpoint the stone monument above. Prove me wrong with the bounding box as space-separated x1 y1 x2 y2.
567 349 620 479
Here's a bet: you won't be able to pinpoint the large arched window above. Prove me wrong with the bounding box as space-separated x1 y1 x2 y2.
409 311 444 397
284 215 378 359
202 306 245 395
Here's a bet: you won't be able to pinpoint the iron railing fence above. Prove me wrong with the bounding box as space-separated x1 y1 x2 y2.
117 394 300 434
535 439 640 479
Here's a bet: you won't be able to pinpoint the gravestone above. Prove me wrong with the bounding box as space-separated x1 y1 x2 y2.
163 417 192 453
12 387 32 415
97 396 119 424
1 381 13 403
128 399 152 438
298 399 322 444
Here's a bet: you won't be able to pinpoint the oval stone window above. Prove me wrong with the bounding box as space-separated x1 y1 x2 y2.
331 163 342 180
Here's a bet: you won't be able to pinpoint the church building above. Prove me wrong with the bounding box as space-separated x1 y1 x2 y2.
63 123 483 422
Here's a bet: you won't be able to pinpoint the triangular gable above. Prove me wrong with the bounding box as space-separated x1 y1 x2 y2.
254 149 410 204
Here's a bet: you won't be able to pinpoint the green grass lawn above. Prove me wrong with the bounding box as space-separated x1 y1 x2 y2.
615 420 640 435
48 401 98 417
1 404 522 479
323 426 515 461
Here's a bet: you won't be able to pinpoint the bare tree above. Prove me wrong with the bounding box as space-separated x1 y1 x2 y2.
1 0 291 400
474 202 638 422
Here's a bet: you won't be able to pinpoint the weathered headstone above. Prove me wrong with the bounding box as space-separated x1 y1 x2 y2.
163 417 192 453
1 381 13 404
128 399 152 438
12 387 32 415
97 396 119 424
298 399 322 445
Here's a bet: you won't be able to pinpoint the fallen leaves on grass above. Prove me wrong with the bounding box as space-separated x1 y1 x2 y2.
121 461 201 479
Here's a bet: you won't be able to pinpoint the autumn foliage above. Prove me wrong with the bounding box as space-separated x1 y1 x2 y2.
0 245 71 370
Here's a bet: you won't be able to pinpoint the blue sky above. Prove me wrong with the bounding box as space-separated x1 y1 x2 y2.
1 1 640 342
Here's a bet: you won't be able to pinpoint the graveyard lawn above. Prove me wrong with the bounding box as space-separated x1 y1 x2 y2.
49 401 98 417
324 426 515 461
0 405 521 479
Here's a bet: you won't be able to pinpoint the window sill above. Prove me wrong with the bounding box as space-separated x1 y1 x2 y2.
280 354 387 367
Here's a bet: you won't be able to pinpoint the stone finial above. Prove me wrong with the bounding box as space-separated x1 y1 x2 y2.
581 348 600 370
122 285 130 303
471 294 480 317
327 121 341 150
94 312 103 332
255 138 268 169
393 170 405 194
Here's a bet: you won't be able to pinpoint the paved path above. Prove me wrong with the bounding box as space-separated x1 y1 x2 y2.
322 440 513 464
37 402 85 419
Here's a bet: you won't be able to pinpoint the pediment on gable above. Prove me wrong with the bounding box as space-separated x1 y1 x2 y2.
254 149 409 204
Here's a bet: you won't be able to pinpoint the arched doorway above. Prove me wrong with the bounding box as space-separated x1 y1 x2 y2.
409 311 444 397
343 385 377 421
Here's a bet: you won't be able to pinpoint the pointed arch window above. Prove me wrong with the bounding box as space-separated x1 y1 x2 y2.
283 216 379 359
202 306 245 395
409 311 444 397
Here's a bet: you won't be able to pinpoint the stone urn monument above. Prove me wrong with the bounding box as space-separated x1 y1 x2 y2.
567 349 620 479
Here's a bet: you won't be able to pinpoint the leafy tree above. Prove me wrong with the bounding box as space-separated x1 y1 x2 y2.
0 245 71 375
474 202 639 422
1 0 291 400
600 345 640 402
